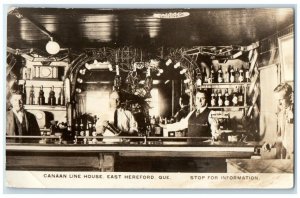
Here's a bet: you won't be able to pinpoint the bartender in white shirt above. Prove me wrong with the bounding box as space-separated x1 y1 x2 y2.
163 90 217 139
96 91 138 136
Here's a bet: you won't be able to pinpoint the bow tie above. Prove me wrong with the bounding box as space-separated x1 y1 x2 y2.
15 109 24 113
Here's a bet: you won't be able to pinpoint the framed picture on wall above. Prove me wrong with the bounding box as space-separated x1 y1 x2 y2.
278 33 294 82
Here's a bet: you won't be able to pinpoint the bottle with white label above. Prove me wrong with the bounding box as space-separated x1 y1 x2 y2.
217 66 223 83
232 87 238 106
210 65 215 83
224 89 230 106
211 92 216 107
230 66 235 83
218 90 223 106
238 66 244 83
237 86 244 106
245 68 250 82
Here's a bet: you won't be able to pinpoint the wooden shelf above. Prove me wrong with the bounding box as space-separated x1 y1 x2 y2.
24 105 66 111
200 82 251 88
19 80 63 87
208 106 249 109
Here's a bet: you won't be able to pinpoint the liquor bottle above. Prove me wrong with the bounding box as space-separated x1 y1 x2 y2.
114 65 121 90
145 67 153 92
217 66 223 83
224 89 230 106
150 116 156 136
229 65 235 83
224 70 229 83
48 86 56 106
57 87 65 106
22 82 27 104
29 85 35 105
57 89 61 106
245 68 250 82
79 119 84 136
61 87 65 106
85 125 90 137
237 86 244 106
74 121 80 137
232 87 238 106
210 65 215 83
38 85 45 105
234 68 240 83
211 92 216 107
218 90 223 107
238 66 244 83
203 69 208 83
66 125 74 143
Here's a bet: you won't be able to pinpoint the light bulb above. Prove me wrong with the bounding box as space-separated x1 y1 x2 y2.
180 69 187 74
184 79 190 83
108 63 113 71
45 40 60 55
79 69 86 75
174 62 181 69
76 88 82 93
166 59 172 66
156 72 161 76
159 69 163 74
77 78 83 83
116 65 120 76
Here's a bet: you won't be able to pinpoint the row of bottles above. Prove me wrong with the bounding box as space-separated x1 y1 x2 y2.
210 87 245 107
25 85 65 106
200 65 250 84
73 117 98 144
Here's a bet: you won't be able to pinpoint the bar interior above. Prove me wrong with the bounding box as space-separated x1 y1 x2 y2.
6 8 294 173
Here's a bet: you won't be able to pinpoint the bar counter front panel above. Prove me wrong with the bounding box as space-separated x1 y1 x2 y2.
6 140 256 172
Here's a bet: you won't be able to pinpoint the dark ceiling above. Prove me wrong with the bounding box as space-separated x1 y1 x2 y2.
7 7 294 50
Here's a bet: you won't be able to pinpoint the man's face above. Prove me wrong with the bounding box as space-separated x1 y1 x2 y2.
110 92 120 109
195 92 207 109
275 90 290 111
10 94 23 111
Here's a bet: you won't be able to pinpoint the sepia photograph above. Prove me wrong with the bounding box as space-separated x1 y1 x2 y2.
4 5 295 189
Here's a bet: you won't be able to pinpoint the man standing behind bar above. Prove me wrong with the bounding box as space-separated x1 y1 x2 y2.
174 94 190 122
6 93 40 137
164 90 214 140
96 91 138 136
263 83 294 159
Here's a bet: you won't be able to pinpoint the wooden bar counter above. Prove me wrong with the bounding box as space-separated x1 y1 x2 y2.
6 139 256 172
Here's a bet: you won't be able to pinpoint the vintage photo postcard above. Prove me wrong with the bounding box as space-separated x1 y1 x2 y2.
4 5 295 189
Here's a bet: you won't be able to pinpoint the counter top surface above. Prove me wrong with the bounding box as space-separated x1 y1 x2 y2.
226 159 294 173
6 140 258 148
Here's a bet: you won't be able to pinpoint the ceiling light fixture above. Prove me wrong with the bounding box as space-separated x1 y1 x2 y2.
46 37 60 55
153 12 190 19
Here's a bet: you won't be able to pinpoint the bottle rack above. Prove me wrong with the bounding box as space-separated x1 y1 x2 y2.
198 68 251 112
